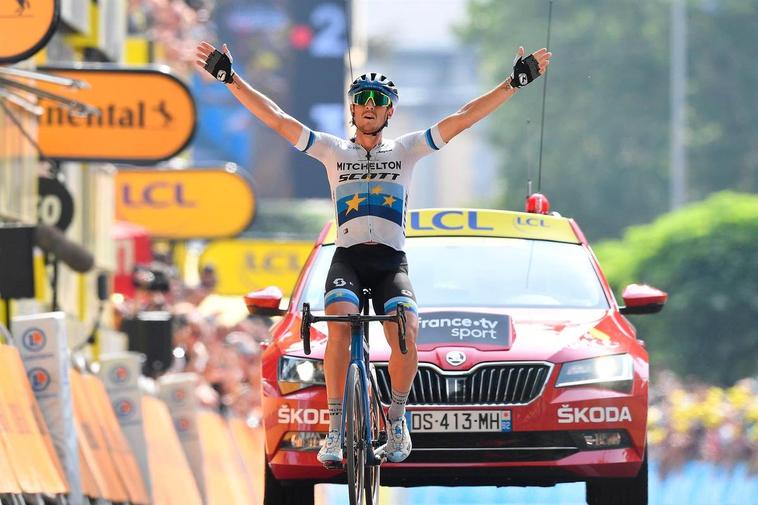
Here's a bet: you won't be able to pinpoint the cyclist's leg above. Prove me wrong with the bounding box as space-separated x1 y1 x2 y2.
323 259 361 404
374 261 418 462
374 265 419 401
319 254 361 464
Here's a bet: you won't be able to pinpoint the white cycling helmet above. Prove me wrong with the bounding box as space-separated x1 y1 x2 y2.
348 72 399 105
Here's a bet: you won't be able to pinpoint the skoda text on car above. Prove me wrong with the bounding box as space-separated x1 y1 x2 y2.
245 205 667 505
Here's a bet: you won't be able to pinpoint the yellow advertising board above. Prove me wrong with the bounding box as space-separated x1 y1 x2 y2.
115 167 255 239
0 0 59 64
200 239 313 295
323 209 581 245
37 65 195 163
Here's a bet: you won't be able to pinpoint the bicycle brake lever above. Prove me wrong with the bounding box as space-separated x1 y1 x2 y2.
397 305 408 355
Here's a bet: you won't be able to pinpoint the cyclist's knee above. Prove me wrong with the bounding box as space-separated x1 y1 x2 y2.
326 323 351 346
384 309 418 350
324 300 357 346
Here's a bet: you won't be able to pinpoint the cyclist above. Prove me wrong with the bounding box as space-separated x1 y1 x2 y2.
195 41 551 465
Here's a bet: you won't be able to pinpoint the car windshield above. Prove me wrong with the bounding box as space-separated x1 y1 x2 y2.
297 237 609 311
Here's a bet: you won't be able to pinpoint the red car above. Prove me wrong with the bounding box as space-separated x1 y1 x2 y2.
246 205 667 505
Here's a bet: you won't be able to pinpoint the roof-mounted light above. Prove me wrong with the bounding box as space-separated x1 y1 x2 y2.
525 193 551 215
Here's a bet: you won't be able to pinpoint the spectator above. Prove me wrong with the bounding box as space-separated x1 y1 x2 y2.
649 370 758 476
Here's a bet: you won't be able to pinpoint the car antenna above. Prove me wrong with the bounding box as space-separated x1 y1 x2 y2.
536 0 553 194
525 1 553 215
344 0 354 84
345 0 357 142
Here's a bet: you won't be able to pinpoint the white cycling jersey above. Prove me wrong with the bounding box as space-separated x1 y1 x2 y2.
294 125 447 251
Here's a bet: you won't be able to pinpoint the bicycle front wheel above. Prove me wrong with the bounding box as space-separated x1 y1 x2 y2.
345 363 366 505
364 364 385 505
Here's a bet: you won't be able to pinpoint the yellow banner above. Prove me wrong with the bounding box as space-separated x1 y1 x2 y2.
0 0 59 64
324 209 580 245
37 66 195 163
200 239 313 296
116 168 255 239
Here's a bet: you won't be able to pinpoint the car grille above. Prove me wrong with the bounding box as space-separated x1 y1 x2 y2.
374 363 551 405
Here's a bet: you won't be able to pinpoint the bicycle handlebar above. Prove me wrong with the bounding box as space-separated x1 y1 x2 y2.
300 303 408 355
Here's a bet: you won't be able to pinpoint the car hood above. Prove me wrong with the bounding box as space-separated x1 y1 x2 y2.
279 306 633 366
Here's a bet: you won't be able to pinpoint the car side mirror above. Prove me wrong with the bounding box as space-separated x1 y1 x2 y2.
244 286 285 317
619 283 668 315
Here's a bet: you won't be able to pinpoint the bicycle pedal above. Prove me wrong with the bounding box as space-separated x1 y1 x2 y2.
323 460 344 470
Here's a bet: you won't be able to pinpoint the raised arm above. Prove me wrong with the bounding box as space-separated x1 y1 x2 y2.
195 41 304 145
437 47 551 144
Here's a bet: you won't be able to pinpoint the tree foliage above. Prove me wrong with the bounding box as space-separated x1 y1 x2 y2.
459 0 758 240
593 192 758 385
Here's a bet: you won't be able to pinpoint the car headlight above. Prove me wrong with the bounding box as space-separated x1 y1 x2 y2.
278 356 326 394
556 354 633 388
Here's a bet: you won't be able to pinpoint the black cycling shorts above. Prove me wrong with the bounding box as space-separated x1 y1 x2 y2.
324 244 417 315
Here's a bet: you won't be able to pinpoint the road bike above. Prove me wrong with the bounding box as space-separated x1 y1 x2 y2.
300 290 407 505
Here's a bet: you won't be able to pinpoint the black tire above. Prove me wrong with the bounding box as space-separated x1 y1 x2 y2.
364 462 380 505
263 458 314 505
586 448 648 505
345 363 366 505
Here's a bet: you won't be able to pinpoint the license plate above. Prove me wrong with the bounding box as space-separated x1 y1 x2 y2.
406 410 512 433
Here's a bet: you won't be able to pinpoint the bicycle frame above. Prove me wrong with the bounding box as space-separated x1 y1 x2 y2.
339 316 385 466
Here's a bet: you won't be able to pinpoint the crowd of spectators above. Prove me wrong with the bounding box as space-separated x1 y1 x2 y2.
114 257 270 425
127 0 218 73
648 370 758 476
126 0 290 92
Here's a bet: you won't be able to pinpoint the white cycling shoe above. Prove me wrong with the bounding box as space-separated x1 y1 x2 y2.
385 417 412 463
317 431 343 466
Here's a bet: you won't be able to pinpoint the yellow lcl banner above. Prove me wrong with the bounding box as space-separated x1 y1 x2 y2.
0 0 59 63
116 167 255 239
37 65 196 163
200 240 313 296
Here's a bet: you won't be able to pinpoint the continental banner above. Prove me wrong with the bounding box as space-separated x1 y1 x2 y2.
115 167 255 239
37 65 196 163
200 239 313 296
0 0 60 64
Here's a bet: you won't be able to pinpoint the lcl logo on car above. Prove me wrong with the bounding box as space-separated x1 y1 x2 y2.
446 351 467 366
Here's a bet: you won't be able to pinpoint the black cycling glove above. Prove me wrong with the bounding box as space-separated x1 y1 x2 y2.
511 54 541 88
204 49 235 84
